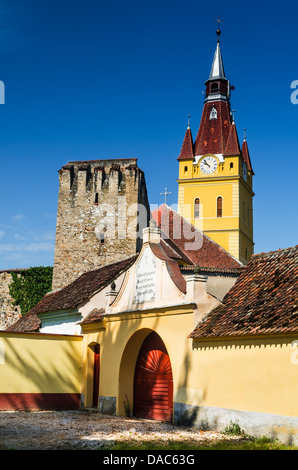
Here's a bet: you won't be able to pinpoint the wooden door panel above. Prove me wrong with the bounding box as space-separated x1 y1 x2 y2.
134 332 173 422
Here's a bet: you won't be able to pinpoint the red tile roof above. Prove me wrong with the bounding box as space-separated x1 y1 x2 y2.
241 139 254 173
80 308 105 325
194 101 231 156
151 204 243 271
177 127 194 161
6 256 137 333
223 122 240 156
189 245 298 339
179 100 253 174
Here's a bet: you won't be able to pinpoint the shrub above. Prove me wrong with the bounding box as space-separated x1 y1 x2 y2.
9 266 53 315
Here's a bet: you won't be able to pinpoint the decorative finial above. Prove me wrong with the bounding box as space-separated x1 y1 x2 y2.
188 114 191 129
214 16 224 41
232 109 235 123
244 128 247 141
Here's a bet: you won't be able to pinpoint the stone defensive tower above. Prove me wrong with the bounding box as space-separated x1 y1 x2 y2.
52 158 150 291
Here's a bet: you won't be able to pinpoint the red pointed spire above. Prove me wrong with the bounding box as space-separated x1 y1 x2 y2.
224 122 240 156
177 125 194 161
193 29 234 157
241 137 254 173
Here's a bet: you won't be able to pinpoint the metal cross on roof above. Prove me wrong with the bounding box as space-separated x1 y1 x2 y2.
160 187 172 204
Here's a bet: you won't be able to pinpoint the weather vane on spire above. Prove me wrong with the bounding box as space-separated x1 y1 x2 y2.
214 16 224 41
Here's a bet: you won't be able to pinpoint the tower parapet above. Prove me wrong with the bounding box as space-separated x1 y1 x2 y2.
52 158 150 291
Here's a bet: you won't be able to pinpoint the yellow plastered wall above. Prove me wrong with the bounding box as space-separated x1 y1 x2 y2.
0 332 82 394
189 336 298 417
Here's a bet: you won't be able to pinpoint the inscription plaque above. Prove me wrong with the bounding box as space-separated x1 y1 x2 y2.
134 248 156 304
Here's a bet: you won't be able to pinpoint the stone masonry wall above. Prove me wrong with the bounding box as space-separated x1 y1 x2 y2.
0 271 22 330
52 158 150 291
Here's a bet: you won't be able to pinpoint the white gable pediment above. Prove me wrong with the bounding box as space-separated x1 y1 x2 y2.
107 244 186 314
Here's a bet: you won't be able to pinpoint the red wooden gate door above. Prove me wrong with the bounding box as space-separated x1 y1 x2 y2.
134 332 173 422
92 345 100 407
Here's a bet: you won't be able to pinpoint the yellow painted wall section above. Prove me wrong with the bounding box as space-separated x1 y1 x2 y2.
0 332 82 394
189 336 298 417
82 311 298 418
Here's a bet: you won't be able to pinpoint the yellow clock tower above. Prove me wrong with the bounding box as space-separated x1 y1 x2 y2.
177 28 254 264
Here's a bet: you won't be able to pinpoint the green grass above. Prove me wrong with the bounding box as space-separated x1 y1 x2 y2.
102 436 297 451
104 421 298 451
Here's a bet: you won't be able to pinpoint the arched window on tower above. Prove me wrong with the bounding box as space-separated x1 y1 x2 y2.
217 197 222 217
194 198 200 218
211 82 219 93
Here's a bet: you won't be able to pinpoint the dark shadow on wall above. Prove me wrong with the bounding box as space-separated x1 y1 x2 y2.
0 332 82 411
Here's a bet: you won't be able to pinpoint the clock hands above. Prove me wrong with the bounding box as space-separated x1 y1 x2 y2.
200 156 217 174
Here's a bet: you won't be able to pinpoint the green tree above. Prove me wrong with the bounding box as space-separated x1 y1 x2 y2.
9 267 53 315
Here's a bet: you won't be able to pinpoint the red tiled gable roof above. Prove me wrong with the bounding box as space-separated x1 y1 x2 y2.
194 101 231 156
5 309 42 333
189 246 298 339
6 256 137 333
177 127 194 161
80 308 105 325
151 204 243 271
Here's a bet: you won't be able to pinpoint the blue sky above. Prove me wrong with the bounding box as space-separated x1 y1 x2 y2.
0 0 297 269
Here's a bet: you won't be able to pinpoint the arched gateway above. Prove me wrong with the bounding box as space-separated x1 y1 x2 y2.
134 332 173 422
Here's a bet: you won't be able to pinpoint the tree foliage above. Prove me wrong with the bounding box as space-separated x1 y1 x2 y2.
9 266 53 315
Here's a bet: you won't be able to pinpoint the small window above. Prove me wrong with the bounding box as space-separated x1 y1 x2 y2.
184 166 188 173
211 83 219 93
217 197 222 217
210 106 217 120
95 193 99 204
230 162 233 169
194 198 200 218
100 233 105 244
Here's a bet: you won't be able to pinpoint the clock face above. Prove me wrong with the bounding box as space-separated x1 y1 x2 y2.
200 156 218 174
243 162 247 181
